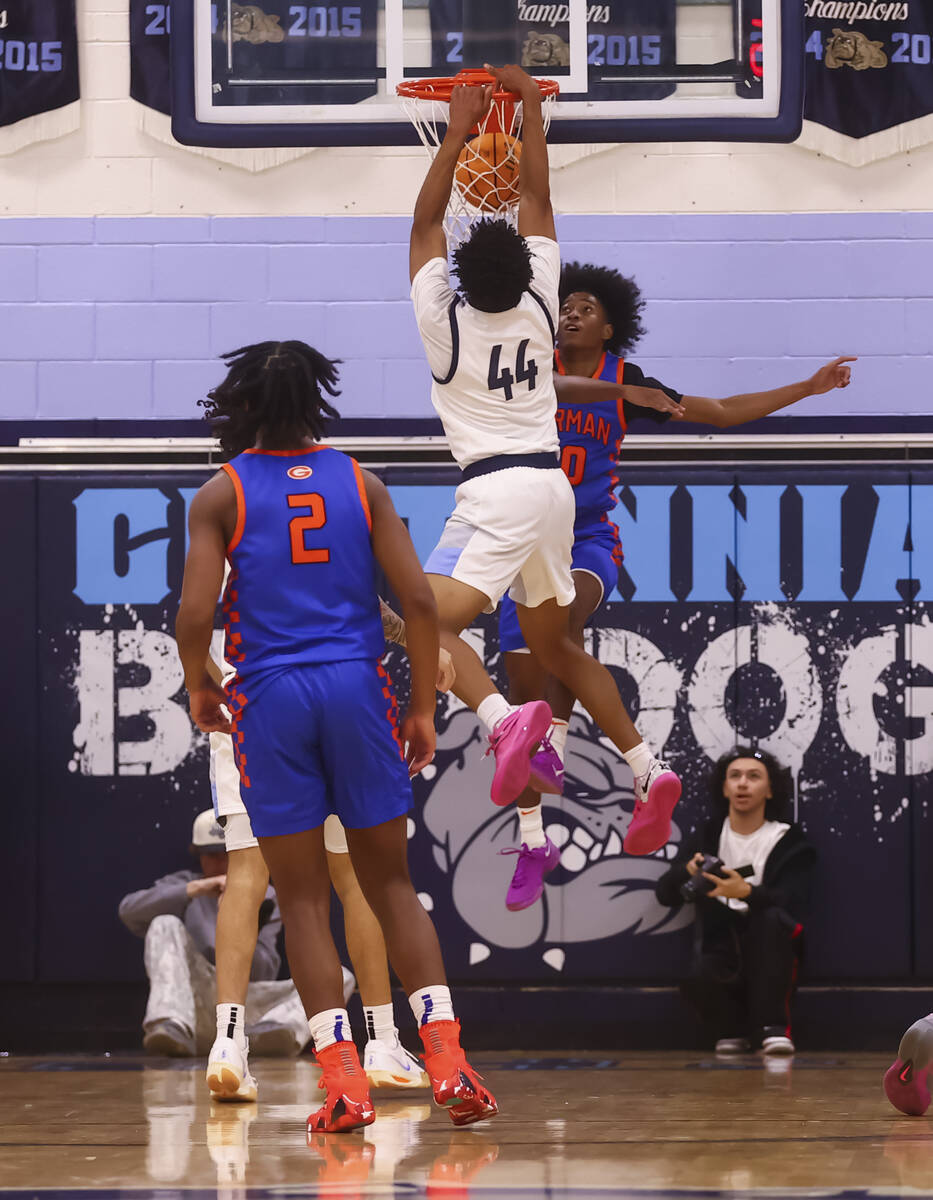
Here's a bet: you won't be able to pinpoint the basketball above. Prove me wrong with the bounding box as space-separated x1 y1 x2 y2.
454 132 522 213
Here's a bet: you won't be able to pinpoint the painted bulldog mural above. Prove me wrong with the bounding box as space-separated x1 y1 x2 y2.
416 694 692 973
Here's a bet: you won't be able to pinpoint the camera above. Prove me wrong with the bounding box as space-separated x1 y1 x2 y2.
680 856 754 902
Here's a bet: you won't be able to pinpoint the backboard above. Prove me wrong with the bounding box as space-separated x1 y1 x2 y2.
170 0 803 147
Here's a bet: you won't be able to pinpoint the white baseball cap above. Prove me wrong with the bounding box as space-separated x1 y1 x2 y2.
191 810 226 853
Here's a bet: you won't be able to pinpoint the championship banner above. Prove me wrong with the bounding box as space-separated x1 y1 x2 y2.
799 0 933 164
129 1 317 172
0 1 79 156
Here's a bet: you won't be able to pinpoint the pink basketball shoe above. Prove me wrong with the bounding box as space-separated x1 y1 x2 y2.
884 1015 933 1116
486 701 552 807
623 759 682 856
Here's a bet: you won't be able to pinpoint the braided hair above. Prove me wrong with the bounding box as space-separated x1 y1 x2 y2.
559 262 646 355
200 340 342 457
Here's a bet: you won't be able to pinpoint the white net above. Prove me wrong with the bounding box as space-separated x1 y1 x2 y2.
399 79 556 249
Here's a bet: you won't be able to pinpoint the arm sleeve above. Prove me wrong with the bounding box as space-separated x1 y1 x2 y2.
410 257 456 379
250 889 282 981
526 235 561 329
622 361 682 427
118 873 191 938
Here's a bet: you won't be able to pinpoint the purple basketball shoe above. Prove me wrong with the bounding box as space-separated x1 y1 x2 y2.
501 837 561 911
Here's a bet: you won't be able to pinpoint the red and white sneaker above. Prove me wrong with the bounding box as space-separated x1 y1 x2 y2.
307 1041 375 1134
624 759 682 856
418 1019 498 1127
486 701 552 807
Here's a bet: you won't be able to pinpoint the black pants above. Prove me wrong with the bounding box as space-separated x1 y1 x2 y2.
680 904 802 1046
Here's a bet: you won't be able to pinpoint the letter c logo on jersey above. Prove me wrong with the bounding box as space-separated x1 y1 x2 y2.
287 465 313 480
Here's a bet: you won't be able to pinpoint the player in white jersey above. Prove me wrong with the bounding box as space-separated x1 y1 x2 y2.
409 63 682 874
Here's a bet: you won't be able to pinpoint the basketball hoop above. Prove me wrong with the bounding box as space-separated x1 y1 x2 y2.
398 69 559 248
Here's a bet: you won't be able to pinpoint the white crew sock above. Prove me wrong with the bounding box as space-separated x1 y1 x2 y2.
476 693 512 734
363 1002 399 1046
623 741 653 782
408 984 455 1027
518 804 547 849
216 1003 246 1050
548 718 569 759
308 1007 352 1052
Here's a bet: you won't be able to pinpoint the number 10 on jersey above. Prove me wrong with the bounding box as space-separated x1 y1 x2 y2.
488 339 537 402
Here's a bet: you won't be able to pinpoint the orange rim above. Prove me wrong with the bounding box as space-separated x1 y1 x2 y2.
397 68 559 102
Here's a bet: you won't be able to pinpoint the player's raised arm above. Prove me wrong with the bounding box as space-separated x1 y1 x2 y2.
176 473 233 734
485 63 555 242
678 356 856 426
555 373 686 417
410 83 493 281
363 470 440 775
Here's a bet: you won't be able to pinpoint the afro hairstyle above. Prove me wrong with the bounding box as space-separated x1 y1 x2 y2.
452 218 533 312
559 261 646 355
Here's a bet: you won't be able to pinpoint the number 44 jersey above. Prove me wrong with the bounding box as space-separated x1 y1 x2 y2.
410 237 562 470
220 447 384 688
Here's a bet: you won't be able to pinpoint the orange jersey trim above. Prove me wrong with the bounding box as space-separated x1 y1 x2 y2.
243 445 329 457
221 463 246 556
351 457 373 533
554 348 608 382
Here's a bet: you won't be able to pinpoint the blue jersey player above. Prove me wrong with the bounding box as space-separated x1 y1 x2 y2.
176 341 497 1134
499 262 856 911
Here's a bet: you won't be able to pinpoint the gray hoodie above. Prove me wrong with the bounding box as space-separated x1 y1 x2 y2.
118 870 281 980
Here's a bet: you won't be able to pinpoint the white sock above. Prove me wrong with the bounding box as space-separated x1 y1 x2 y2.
548 718 569 759
518 805 547 849
408 984 455 1027
364 1002 398 1046
308 1007 352 1052
477 693 512 734
216 1003 246 1050
623 741 653 782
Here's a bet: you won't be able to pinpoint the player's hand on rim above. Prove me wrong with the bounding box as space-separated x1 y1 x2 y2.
620 383 686 419
188 680 233 734
401 710 436 777
484 62 542 103
448 83 494 138
808 355 857 394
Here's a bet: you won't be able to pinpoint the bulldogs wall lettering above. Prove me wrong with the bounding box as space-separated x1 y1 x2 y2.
34 469 932 981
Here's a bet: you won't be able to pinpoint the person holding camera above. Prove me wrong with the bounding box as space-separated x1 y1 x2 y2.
655 748 816 1056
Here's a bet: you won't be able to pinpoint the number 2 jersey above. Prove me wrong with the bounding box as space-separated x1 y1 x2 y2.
410 236 561 469
220 446 384 691
555 348 680 536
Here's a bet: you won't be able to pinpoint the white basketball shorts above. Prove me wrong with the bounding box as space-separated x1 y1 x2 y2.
424 465 576 613
209 733 349 854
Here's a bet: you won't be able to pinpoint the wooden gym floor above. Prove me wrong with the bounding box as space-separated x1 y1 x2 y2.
1 1051 930 1198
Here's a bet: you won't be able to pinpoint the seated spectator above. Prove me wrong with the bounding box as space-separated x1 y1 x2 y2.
119 810 323 1057
655 748 816 1056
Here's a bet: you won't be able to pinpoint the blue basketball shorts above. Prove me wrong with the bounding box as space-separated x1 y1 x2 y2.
229 658 412 839
499 523 622 654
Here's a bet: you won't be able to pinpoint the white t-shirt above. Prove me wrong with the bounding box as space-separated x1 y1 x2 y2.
410 235 562 469
716 817 790 913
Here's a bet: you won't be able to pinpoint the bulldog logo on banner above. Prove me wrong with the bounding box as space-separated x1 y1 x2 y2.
0 1 79 155
799 0 933 164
